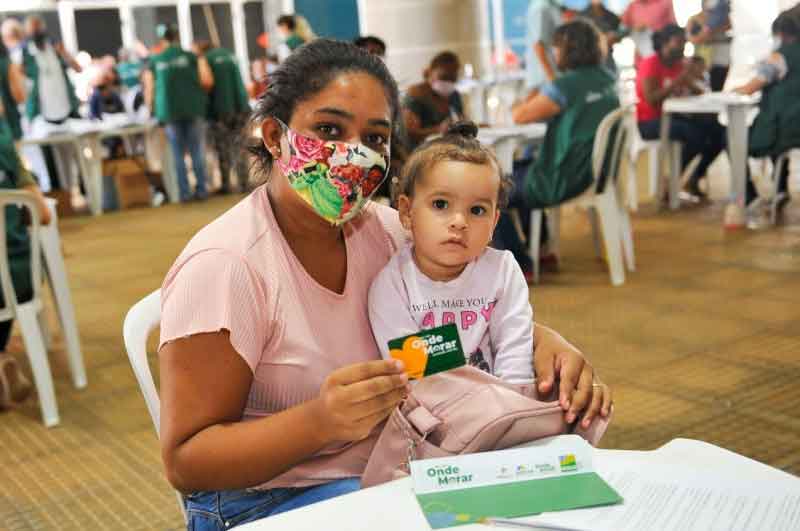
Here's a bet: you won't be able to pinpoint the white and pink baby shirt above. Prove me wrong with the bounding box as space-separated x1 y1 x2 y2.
368 243 534 384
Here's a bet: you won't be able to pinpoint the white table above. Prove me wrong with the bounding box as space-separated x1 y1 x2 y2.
661 93 758 228
20 117 161 216
239 439 800 531
477 123 547 176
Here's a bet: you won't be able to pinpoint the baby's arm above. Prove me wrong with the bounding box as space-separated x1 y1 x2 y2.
368 262 420 360
489 252 535 384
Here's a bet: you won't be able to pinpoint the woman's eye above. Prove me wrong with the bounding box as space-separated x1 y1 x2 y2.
432 199 448 210
316 124 341 138
471 205 487 216
365 134 388 148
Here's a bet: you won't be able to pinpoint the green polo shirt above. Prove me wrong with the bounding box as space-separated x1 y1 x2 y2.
149 45 207 123
205 47 249 120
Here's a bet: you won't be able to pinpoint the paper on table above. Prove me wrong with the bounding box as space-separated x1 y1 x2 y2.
516 461 800 531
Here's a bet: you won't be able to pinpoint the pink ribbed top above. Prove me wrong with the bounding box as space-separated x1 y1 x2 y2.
159 186 406 488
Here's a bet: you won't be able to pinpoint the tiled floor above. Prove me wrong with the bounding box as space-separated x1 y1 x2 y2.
1 160 799 529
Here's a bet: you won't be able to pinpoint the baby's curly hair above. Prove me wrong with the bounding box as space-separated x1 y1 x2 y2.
398 121 511 208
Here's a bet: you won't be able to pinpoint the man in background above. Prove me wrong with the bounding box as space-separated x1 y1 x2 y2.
193 40 250 194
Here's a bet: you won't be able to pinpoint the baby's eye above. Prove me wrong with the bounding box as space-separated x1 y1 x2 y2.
432 199 448 210
471 205 487 216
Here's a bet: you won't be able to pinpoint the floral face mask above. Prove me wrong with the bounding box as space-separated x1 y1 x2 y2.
274 120 390 226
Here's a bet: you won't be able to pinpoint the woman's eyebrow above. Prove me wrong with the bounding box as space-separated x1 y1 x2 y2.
313 108 390 129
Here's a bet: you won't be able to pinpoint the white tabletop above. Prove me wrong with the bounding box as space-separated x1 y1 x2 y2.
477 123 547 145
239 439 799 530
663 92 758 114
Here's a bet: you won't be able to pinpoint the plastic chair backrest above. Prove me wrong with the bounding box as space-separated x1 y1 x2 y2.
122 289 162 435
591 107 629 193
0 190 43 322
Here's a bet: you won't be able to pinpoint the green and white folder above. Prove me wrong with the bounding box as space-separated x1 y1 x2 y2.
410 435 622 529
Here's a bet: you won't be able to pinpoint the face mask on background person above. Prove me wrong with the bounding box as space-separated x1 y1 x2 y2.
431 79 456 98
274 119 390 226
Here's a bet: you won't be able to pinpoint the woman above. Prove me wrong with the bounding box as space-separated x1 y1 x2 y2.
636 24 726 200
402 51 465 147
0 114 52 408
158 39 612 529
496 19 620 277
735 12 800 215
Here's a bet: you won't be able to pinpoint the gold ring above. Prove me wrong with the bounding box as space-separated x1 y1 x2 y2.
592 383 603 388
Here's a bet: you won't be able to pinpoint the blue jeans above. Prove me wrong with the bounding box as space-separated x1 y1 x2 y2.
184 478 360 529
638 116 726 185
165 118 209 201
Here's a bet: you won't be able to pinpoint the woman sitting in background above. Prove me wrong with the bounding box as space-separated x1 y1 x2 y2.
635 24 726 200
402 51 465 148
494 19 620 278
735 11 800 216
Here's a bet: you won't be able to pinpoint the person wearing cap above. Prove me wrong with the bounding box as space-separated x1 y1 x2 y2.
193 40 250 194
143 24 214 202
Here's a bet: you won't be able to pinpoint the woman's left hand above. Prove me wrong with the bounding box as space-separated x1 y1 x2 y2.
533 325 612 429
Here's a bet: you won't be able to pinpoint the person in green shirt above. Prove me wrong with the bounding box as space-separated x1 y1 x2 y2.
0 115 52 409
142 24 214 202
495 19 621 277
116 47 143 90
194 41 250 194
734 11 800 219
277 15 306 60
0 40 26 141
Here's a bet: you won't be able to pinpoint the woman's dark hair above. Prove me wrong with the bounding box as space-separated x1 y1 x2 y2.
552 19 603 70
652 24 685 53
277 15 296 30
429 51 460 71
398 121 510 208
247 39 402 180
773 12 800 39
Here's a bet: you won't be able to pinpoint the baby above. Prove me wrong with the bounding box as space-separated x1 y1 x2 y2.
368 122 534 384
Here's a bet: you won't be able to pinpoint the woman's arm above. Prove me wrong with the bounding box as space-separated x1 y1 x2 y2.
197 56 214 93
533 42 556 82
7 63 26 104
734 78 766 96
532 324 612 429
512 91 561 124
159 331 408 494
21 183 52 226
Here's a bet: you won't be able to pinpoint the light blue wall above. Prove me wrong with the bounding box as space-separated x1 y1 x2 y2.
488 0 632 61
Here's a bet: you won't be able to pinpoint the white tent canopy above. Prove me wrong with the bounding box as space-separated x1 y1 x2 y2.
0 0 259 84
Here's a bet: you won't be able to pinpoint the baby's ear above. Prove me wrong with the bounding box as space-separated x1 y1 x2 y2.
397 195 412 230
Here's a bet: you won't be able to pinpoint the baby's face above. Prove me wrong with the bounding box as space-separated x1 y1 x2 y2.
399 160 500 281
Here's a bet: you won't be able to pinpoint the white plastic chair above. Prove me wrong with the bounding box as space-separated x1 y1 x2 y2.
625 111 684 211
122 289 186 522
0 191 55 426
528 108 636 286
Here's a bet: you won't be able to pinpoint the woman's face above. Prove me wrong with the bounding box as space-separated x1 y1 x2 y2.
262 71 393 167
553 43 566 71
429 65 459 84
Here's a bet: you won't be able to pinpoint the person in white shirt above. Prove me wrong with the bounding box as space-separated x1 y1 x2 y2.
368 121 534 384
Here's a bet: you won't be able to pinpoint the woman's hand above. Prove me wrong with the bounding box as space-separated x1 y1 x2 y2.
533 325 612 429
314 360 410 444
